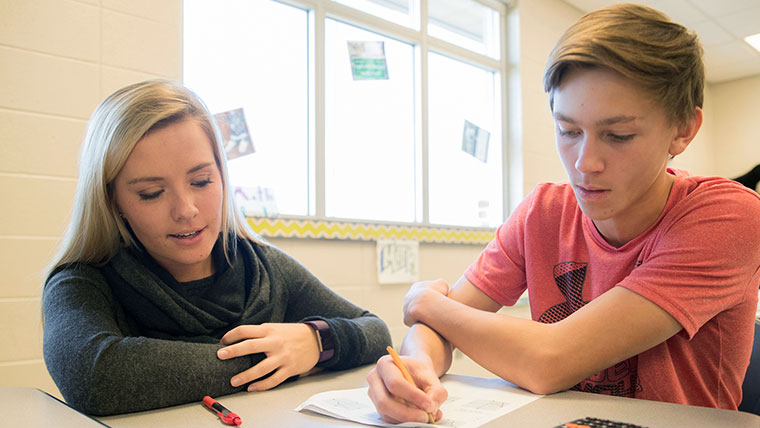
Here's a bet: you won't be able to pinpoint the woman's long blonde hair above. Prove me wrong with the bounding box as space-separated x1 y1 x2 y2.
47 79 260 278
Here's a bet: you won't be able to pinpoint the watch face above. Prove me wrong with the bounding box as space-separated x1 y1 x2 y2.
314 329 324 352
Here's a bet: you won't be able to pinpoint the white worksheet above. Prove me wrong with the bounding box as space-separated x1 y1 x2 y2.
295 375 541 428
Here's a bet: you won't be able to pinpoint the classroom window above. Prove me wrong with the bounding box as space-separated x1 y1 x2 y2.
184 0 509 227
429 0 501 59
428 52 502 227
333 0 417 28
325 20 418 222
183 0 310 216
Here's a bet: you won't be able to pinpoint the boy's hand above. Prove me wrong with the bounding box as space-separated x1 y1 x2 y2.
366 354 448 424
402 279 450 326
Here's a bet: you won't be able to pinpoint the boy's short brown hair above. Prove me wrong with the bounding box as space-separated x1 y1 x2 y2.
543 3 704 129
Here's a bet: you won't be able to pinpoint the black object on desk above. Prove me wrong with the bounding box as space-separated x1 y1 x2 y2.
556 416 646 428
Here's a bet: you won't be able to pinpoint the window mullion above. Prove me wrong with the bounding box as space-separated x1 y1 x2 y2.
504 5 519 218
314 3 327 218
420 0 430 224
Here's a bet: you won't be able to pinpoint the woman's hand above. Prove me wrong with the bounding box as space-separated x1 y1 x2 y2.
366 353 448 424
402 279 450 327
217 323 320 391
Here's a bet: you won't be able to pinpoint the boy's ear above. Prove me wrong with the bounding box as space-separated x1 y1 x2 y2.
669 107 703 157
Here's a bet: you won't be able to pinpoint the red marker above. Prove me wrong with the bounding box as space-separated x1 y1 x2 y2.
203 396 242 426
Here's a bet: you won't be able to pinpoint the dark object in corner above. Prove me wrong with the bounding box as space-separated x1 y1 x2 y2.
739 321 760 415
732 164 760 190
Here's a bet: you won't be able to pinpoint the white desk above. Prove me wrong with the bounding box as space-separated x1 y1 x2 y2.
0 387 108 427
94 365 760 428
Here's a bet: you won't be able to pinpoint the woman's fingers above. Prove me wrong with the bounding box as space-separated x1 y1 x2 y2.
220 324 265 346
217 336 268 360
247 367 292 391
229 354 279 387
219 323 321 390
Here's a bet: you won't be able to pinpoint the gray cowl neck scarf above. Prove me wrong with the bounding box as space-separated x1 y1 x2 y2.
101 236 285 343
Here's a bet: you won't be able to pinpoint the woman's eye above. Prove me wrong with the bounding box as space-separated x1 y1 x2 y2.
193 179 212 188
139 190 163 200
559 129 579 137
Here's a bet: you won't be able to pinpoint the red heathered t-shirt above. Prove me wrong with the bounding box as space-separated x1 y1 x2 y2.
465 170 760 409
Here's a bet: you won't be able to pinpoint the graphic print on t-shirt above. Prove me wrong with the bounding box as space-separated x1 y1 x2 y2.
539 261 642 397
573 357 642 397
538 262 589 323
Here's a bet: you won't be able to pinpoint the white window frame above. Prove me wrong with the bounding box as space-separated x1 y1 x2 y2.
187 0 517 228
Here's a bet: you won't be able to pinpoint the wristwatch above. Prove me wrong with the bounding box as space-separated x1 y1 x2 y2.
304 320 334 363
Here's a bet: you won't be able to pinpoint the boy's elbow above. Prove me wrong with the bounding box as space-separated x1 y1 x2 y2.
511 369 569 395
521 377 567 395
495 348 577 395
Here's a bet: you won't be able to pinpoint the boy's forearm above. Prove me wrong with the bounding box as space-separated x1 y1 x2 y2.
400 323 454 377
410 289 555 390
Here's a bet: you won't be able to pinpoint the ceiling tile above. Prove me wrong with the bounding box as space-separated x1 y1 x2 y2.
703 40 760 63
641 0 707 26
717 6 760 39
687 0 759 18
690 20 734 48
562 0 614 12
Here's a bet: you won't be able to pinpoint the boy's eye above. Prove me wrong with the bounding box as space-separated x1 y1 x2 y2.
139 190 163 200
608 133 635 142
559 129 579 137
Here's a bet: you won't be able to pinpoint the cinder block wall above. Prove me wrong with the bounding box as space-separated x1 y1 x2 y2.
0 0 182 396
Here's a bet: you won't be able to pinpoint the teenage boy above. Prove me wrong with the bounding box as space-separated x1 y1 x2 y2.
367 4 760 423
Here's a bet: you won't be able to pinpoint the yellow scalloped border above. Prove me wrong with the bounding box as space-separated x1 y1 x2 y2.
247 217 494 245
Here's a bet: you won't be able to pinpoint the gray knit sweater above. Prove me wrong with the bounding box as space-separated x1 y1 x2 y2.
42 237 391 416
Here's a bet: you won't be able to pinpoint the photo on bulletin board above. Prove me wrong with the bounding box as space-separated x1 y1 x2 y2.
347 41 389 80
214 108 254 161
462 120 490 163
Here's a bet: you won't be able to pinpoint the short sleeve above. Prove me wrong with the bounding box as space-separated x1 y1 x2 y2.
465 190 535 306
621 181 760 338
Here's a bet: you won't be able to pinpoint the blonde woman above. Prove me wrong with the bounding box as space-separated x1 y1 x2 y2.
43 80 391 415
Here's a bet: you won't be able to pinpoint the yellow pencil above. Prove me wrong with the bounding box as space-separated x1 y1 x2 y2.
386 346 436 424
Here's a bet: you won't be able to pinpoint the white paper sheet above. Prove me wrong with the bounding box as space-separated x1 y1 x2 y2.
295 375 541 428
